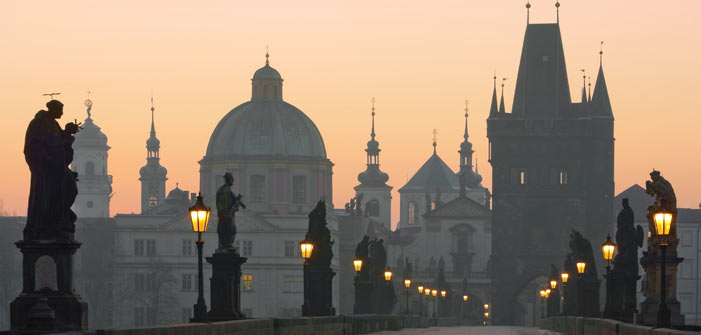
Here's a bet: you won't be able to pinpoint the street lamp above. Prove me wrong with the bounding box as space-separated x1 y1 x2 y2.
384 267 393 281
576 260 586 276
463 295 468 302
561 272 569 284
353 258 363 273
418 286 424 316
300 235 314 262
441 290 446 298
484 303 489 310
550 279 557 290
561 272 569 316
404 278 411 315
602 234 616 274
654 199 674 328
189 193 210 323
539 289 546 320
432 289 437 318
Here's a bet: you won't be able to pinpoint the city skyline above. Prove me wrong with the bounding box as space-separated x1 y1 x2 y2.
1 1 700 226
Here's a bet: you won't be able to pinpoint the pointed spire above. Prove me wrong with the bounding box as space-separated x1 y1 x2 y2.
265 46 270 66
489 74 499 117
463 100 469 140
432 129 438 154
592 42 613 117
599 41 604 67
588 76 592 102
370 97 376 140
499 78 507 114
150 96 156 135
526 1 531 24
580 69 587 103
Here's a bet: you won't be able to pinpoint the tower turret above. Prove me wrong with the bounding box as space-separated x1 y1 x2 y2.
139 98 168 213
591 45 613 117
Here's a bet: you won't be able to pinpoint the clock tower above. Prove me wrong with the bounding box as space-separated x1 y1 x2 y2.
139 98 168 213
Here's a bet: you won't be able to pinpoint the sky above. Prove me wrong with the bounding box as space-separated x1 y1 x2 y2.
1 1 699 227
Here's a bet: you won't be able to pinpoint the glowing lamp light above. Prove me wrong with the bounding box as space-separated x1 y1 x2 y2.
539 289 546 298
463 295 469 302
545 289 551 297
441 290 446 298
189 193 211 239
484 304 489 310
299 235 314 260
425 288 431 296
404 278 412 288
550 279 557 289
353 258 363 273
654 200 674 245
561 272 569 284
432 289 437 297
602 234 616 262
384 267 393 281
418 286 424 294
576 261 586 274
484 312 490 318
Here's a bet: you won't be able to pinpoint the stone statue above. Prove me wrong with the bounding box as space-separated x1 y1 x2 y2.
24 100 81 241
438 255 445 273
355 193 363 215
645 170 677 237
568 230 598 278
403 258 413 280
354 235 370 260
216 173 246 252
303 200 336 316
308 200 334 267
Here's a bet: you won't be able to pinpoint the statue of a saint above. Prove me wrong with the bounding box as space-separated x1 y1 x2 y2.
24 100 81 241
216 173 246 252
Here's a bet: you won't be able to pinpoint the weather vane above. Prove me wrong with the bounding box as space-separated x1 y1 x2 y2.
464 100 469 117
42 92 61 100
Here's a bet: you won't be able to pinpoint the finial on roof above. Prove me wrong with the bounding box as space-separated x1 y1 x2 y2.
599 41 604 67
150 96 156 135
580 69 587 103
499 78 508 114
265 46 270 66
526 1 531 24
370 97 376 139
555 1 560 24
432 129 438 154
85 90 93 119
588 76 592 102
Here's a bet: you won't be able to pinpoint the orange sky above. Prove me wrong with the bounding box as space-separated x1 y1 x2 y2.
1 1 699 226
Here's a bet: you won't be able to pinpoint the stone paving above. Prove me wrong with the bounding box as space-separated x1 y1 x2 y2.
370 326 562 335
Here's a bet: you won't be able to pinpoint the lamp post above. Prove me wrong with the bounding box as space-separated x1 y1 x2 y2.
462 295 468 321
575 260 586 316
424 287 431 317
404 278 412 315
561 272 569 315
189 193 211 323
299 234 313 316
539 289 546 320
602 234 616 275
654 199 673 328
432 289 438 318
418 285 424 316
353 258 363 273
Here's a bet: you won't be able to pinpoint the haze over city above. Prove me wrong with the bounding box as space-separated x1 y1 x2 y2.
1 1 699 223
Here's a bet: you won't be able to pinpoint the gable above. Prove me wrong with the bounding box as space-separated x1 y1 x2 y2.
424 195 491 218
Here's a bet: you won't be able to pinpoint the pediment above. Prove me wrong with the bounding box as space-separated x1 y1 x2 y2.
159 209 277 232
424 195 491 218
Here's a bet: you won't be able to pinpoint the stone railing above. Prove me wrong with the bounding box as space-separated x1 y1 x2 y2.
540 316 701 335
89 315 429 335
410 270 490 280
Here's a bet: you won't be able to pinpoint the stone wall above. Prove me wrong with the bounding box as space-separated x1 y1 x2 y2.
540 316 700 335
92 315 428 335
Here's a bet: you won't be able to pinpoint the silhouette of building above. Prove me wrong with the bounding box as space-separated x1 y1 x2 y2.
72 99 113 218
488 13 615 325
139 100 168 213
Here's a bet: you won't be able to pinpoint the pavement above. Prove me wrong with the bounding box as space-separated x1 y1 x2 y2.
370 326 562 335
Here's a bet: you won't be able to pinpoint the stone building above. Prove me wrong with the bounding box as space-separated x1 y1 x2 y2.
488 13 615 324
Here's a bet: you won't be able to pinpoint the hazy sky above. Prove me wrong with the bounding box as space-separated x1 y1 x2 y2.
1 1 699 226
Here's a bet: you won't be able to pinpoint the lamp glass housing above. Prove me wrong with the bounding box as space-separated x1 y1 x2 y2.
418 285 424 293
384 267 392 281
484 312 489 318
299 236 313 260
404 279 411 288
353 259 363 272
425 289 431 296
550 280 557 289
484 304 489 310
654 208 673 242
189 193 211 234
576 261 586 274
432 289 437 296
463 295 468 301
561 272 569 283
441 290 446 297
539 290 545 297
602 234 616 261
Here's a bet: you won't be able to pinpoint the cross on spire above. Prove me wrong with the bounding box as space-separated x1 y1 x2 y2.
42 92 61 100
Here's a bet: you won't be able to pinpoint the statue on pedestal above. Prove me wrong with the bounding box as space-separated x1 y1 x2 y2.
215 173 246 252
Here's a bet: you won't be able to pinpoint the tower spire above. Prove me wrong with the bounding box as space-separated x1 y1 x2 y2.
580 69 587 103
432 129 438 154
489 74 499 117
588 76 592 102
463 100 469 140
150 96 156 135
265 46 270 66
499 78 507 114
370 97 376 139
599 41 604 67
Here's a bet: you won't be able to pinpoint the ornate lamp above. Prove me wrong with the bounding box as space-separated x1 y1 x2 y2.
484 303 489 310
654 200 673 245
404 278 411 288
384 267 392 281
484 312 489 318
425 288 431 296
188 192 210 323
654 199 674 327
299 235 314 260
418 285 424 294
545 289 551 297
441 290 446 298
463 295 468 302
353 258 363 273
561 272 569 284
550 279 557 289
432 289 437 297
539 289 546 298
602 234 616 274
576 260 586 275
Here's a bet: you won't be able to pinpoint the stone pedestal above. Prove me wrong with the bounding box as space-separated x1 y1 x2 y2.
577 277 600 318
638 251 684 326
353 277 372 314
206 251 247 321
11 240 88 332
302 265 336 316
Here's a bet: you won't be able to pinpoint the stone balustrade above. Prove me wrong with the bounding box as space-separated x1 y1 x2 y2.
540 316 701 335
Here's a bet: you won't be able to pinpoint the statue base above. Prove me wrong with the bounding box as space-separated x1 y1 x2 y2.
10 240 88 332
353 277 372 314
302 266 336 317
206 251 247 321
577 277 601 318
638 251 685 326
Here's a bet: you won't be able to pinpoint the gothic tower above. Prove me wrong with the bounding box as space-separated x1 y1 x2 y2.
72 98 113 218
487 5 614 325
139 99 168 213
354 100 392 229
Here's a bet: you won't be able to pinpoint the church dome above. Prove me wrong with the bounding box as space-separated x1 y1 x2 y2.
205 58 326 159
358 165 389 186
74 117 108 148
146 135 160 148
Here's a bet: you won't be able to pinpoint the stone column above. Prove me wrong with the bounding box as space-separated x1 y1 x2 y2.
206 251 247 321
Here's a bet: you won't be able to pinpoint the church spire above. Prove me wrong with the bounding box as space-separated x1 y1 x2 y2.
357 98 389 188
499 78 507 114
459 101 475 173
580 69 587 103
140 96 168 214
370 97 376 140
463 100 469 141
146 96 161 159
489 74 499 117
365 98 380 165
591 42 613 117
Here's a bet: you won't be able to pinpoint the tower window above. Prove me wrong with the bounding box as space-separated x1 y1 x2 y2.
559 170 568 185
85 161 95 177
511 168 526 185
366 199 380 217
149 196 158 208
520 171 526 185
250 175 266 203
292 175 306 203
408 201 417 225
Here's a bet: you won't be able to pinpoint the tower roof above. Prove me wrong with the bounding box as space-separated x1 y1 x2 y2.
511 23 572 117
591 57 613 117
399 152 459 193
253 52 282 80
488 76 499 117
74 100 109 149
357 99 390 188
146 101 160 150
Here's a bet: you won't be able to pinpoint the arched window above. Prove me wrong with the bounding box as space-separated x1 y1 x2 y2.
292 175 306 203
149 196 158 208
366 199 380 217
250 175 266 203
85 161 95 177
408 201 417 225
